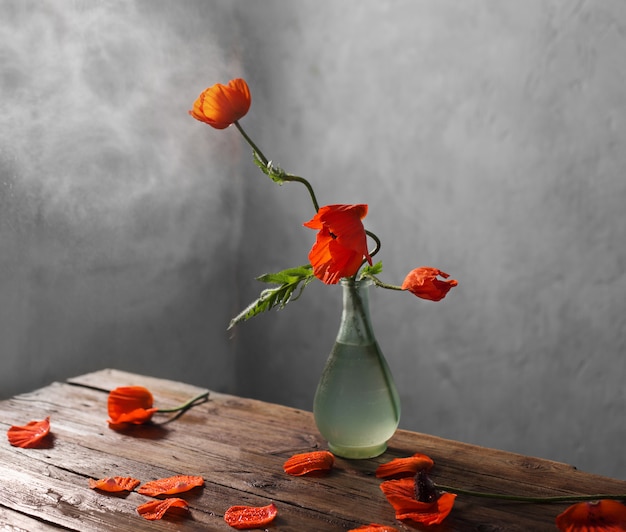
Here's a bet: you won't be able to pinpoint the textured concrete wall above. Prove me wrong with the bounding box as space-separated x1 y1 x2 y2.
232 0 626 480
2 1 625 480
0 1 244 395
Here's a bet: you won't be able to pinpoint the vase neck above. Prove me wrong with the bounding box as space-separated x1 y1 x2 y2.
337 279 376 345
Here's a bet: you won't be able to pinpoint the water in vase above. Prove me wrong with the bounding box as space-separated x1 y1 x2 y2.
313 340 400 459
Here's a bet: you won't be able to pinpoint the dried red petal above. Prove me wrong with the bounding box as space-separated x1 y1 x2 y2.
556 499 626 531
348 524 400 532
136 498 189 520
283 451 335 476
107 386 158 428
137 475 204 496
7 417 51 448
88 476 141 492
375 453 434 479
380 478 456 526
224 502 278 530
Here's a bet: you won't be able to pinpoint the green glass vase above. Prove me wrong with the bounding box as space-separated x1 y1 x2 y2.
313 278 401 459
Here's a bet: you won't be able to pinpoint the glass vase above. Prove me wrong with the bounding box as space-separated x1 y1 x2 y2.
313 278 401 459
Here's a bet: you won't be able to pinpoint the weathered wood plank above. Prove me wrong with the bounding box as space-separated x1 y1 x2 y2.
0 443 360 531
0 384 394 528
0 506 65 531
0 375 388 530
1 369 626 531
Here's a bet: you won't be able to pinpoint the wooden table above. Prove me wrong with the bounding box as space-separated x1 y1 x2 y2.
1 369 626 531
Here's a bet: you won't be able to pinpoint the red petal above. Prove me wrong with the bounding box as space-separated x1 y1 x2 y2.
283 451 335 476
7 417 51 448
380 478 456 526
88 476 141 492
137 475 204 496
304 204 371 284
556 500 626 531
375 453 435 479
107 386 158 427
189 78 251 129
224 502 278 529
136 498 188 520
401 267 458 301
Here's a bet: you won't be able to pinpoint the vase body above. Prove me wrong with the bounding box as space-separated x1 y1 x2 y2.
313 278 401 459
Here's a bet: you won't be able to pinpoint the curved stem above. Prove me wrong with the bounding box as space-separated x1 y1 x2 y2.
234 121 270 166
435 483 626 503
366 230 381 258
284 174 320 212
356 230 382 274
362 273 403 291
157 391 210 414
234 122 320 212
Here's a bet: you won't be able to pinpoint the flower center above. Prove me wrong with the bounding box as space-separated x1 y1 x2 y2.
414 470 438 503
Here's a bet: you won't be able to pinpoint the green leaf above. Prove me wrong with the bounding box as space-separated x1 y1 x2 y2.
228 265 315 329
253 151 287 185
360 261 383 277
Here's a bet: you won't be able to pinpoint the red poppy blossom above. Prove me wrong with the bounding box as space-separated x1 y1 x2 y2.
137 475 204 497
348 525 400 532
283 450 335 476
304 204 372 284
7 417 51 448
375 453 435 479
107 386 159 429
401 267 458 301
136 498 189 521
189 78 251 129
380 476 456 526
224 502 278 529
88 476 141 493
556 500 626 531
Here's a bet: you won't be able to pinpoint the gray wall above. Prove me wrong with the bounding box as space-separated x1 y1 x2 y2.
2 1 625 480
1 1 244 394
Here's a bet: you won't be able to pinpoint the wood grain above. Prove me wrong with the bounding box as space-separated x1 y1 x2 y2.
0 369 625 531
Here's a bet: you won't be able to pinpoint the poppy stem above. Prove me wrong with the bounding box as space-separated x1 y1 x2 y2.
283 174 320 212
234 121 320 212
362 272 403 291
156 391 210 414
366 230 381 258
234 121 270 166
434 483 626 503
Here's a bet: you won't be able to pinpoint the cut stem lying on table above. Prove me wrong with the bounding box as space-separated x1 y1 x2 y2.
435 483 626 503
157 392 210 414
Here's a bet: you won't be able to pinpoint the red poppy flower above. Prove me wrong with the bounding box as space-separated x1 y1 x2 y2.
137 475 204 497
375 453 435 479
88 476 141 492
283 450 335 476
401 267 458 301
189 78 251 129
107 386 159 428
556 500 626 531
303 204 372 284
224 502 278 529
380 474 456 526
348 525 400 532
7 417 51 448
136 498 189 521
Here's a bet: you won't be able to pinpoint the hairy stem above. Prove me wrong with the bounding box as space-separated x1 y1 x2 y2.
283 174 320 212
234 122 319 212
234 121 270 166
362 273 403 291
